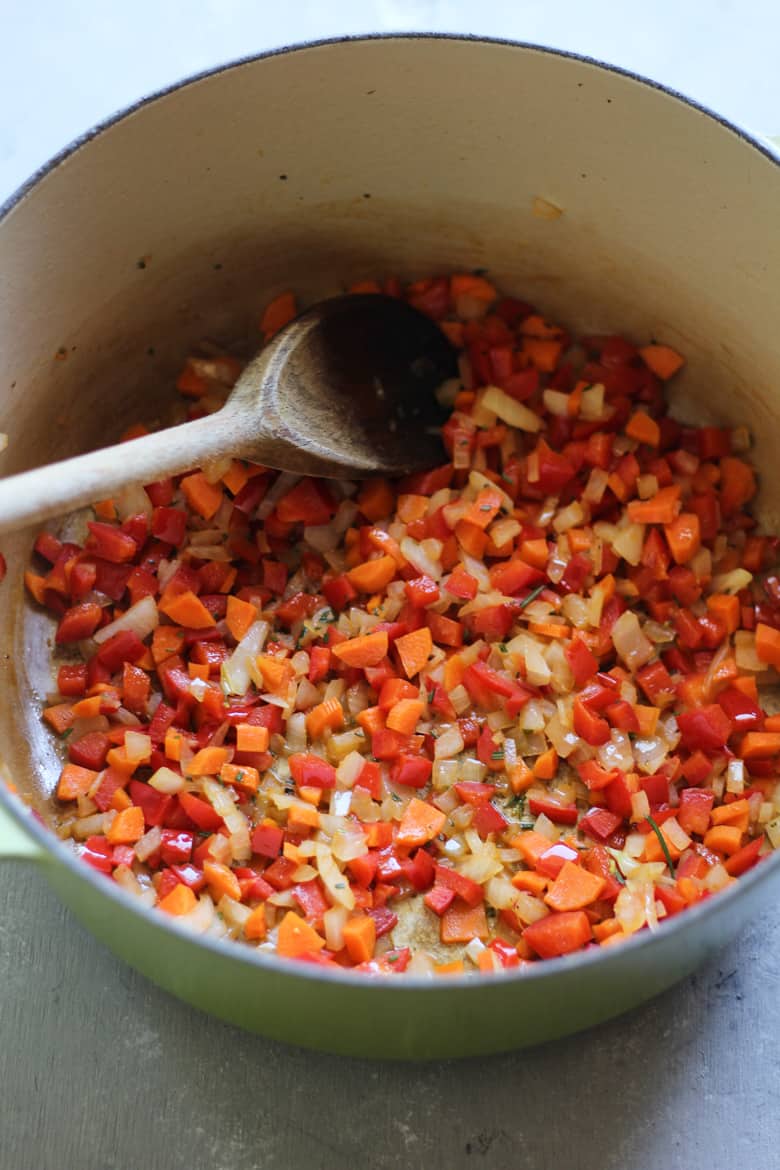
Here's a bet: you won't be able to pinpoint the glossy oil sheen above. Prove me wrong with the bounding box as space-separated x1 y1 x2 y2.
1 36 780 1058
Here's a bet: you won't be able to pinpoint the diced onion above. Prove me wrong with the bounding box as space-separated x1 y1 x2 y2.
481 385 542 432
93 595 159 645
221 620 269 695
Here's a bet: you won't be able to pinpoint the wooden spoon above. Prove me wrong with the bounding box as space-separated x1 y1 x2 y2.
0 294 457 535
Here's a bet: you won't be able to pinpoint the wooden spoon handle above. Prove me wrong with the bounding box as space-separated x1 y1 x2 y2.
0 410 246 535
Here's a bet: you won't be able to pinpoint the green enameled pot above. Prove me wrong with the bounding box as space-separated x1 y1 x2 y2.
2 35 780 1059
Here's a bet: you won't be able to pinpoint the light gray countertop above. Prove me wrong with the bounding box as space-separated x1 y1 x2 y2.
2 5 779 1168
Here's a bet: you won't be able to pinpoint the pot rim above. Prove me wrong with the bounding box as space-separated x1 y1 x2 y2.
2 31 779 992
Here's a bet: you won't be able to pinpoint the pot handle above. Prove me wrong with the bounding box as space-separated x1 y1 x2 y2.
0 800 46 861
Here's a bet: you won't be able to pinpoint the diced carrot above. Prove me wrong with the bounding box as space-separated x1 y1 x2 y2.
260 291 297 339
226 595 258 641
520 539 549 569
508 761 535 794
732 675 759 702
764 714 780 732
396 798 447 848
111 788 133 812
527 621 570 639
593 919 624 943
450 273 497 302
710 799 750 833
236 724 269 753
347 555 397 593
443 654 465 692
220 763 260 794
626 410 661 447
24 572 48 605
244 905 267 941
522 338 563 372
71 695 103 719
511 870 548 895
221 459 251 496
396 494 429 523
462 487 504 530
664 513 701 565
607 473 630 502
357 478 395 522
287 803 320 832
164 727 186 762
356 706 386 736
56 764 98 801
395 627 433 678
706 593 739 635
43 703 75 735
532 747 558 780
440 901 489 944
627 484 681 525
306 698 345 739
152 625 186 664
106 805 145 845
93 498 117 521
187 662 210 682
203 860 242 902
180 472 224 521
703 825 743 856
740 732 780 759
283 841 305 864
159 590 215 629
720 457 756 515
755 623 780 669
634 706 659 736
366 527 405 567
644 818 691 863
276 910 326 958
159 884 198 915
256 655 295 694
332 631 389 669
454 520 487 559
342 914 377 963
638 344 685 381
436 960 466 976
544 861 605 912
105 747 140 777
511 830 552 868
184 746 230 776
386 698 425 735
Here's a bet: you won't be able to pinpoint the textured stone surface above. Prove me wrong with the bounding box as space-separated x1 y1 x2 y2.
1 863 778 1170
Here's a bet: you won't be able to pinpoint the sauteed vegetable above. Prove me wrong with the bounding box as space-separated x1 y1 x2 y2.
25 274 780 976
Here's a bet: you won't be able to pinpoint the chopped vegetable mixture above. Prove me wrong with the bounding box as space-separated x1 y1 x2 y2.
27 273 780 976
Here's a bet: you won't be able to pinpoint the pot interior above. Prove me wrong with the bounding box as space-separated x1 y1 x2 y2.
2 36 779 819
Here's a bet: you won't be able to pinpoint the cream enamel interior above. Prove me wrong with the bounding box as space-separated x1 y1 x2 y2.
1 36 779 818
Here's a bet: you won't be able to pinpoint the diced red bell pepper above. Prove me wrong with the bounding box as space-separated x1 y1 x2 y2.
292 880 330 927
160 829 194 866
86 521 138 564
636 660 676 706
577 759 621 791
535 439 576 495
716 687 763 730
677 705 733 755
573 698 611 746
434 863 484 906
390 754 432 789
129 780 173 827
55 602 104 644
536 841 579 879
427 612 464 648
488 558 545 596
263 856 298 891
404 575 440 607
399 848 436 892
322 574 358 611
677 788 715 836
423 884 456 916
528 796 578 825
604 773 634 819
250 823 284 858
453 781 496 805
579 806 622 841
57 663 88 696
169 863 206 892
92 767 128 812
96 630 145 672
654 883 687 916
565 636 599 687
445 566 479 600
367 905 399 938
68 731 111 770
640 773 670 807
347 851 380 888
288 753 337 789
473 801 509 838
724 836 764 876
178 791 224 832
523 909 592 959
275 478 335 525
152 506 188 546
81 838 114 875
